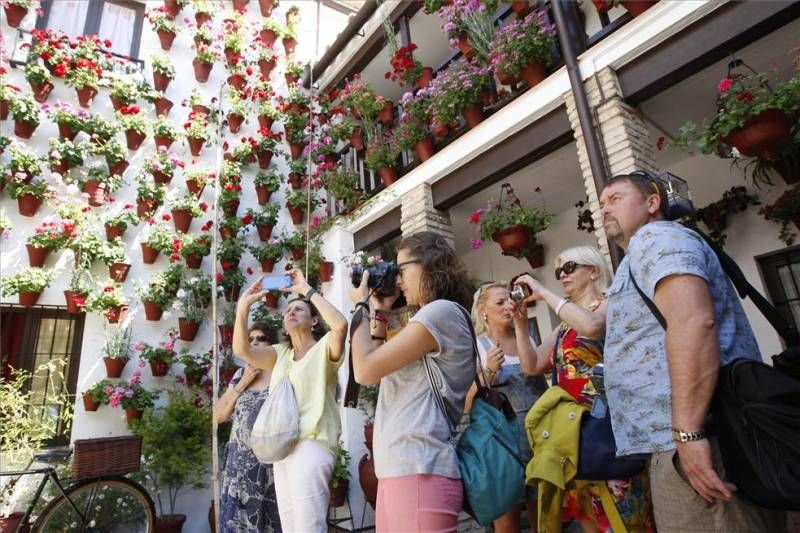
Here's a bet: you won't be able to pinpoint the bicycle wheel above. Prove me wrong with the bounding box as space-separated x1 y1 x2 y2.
32 476 155 533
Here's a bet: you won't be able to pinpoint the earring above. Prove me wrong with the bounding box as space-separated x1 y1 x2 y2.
482 313 488 322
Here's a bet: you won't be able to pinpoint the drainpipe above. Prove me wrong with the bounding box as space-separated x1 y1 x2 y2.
551 0 622 269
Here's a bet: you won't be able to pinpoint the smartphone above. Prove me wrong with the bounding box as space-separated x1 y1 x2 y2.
261 274 291 291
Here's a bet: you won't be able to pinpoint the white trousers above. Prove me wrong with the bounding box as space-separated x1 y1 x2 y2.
273 439 334 532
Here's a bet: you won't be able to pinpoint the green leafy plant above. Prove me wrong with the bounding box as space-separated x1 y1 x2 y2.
194 42 219 65
24 62 52 87
108 77 142 105
254 168 282 191
365 132 399 172
144 149 185 178
150 54 175 78
283 231 306 251
249 303 283 331
6 146 44 179
48 138 88 170
319 164 366 213
42 101 86 130
178 348 212 385
143 219 175 252
428 58 491 125
84 283 128 315
760 184 800 246
0 268 55 296
7 177 49 201
488 9 556 78
286 188 319 212
116 107 150 134
217 268 245 294
246 204 280 227
152 117 180 140
9 94 41 125
250 237 284 262
64 59 103 90
136 176 168 210
103 207 139 231
174 273 212 322
70 230 105 268
218 215 246 237
135 264 185 309
97 238 129 266
171 192 208 218
330 441 351 489
75 162 124 192
84 114 120 144
179 232 212 259
95 138 127 166
469 198 553 244
145 6 178 33
102 323 132 360
26 219 78 251
682 186 761 247
114 377 158 411
218 238 245 265
184 110 211 142
84 379 114 405
135 338 177 365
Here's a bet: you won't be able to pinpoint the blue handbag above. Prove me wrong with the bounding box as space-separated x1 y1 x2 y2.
424 306 526 526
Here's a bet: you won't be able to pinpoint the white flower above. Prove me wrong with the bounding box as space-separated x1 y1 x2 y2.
176 289 186 298
89 520 96 527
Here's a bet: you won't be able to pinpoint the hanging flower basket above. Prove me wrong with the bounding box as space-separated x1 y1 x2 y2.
255 186 272 205
171 209 193 233
256 224 273 241
104 356 128 378
83 180 107 207
260 258 275 273
4 3 28 27
377 167 398 188
64 290 87 314
31 81 54 103
462 105 484 128
187 137 205 156
318 261 334 283
18 194 43 217
193 59 213 83
151 169 173 184
27 245 50 267
58 122 77 141
141 243 160 264
82 393 100 412
105 224 125 241
157 29 176 51
154 96 174 117
18 290 42 307
178 318 201 341
14 119 37 139
76 86 98 108
721 108 792 159
184 254 202 269
227 113 244 133
149 359 169 376
258 0 275 16
287 205 304 225
258 58 276 78
125 129 147 150
105 305 129 324
153 72 171 92
414 137 435 162
143 301 164 321
109 262 131 282
491 225 530 256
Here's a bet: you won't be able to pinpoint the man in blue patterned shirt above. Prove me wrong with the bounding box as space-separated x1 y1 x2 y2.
598 171 784 532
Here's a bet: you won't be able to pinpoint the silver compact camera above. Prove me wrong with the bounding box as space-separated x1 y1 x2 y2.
510 284 530 302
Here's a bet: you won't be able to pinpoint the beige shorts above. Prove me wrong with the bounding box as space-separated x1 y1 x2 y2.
648 437 786 532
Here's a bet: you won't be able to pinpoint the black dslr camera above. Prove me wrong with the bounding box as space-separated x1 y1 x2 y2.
351 262 399 297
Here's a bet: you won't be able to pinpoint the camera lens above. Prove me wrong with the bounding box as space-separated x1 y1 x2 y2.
510 285 525 301
350 262 399 296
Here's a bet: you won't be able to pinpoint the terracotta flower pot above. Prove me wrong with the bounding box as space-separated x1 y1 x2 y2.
143 301 164 321
225 285 241 302
76 85 98 108
259 0 275 16
265 292 279 309
350 127 364 150
259 29 278 46
64 290 88 314
219 227 237 240
187 137 205 156
288 205 304 225
105 305 129 324
0 98 8 120
83 180 107 207
150 359 169 376
192 104 211 116
31 81 54 103
172 209 193 233
157 29 176 50
82 393 100 412
228 113 244 133
153 71 171 92
163 0 181 16
193 58 213 83
257 151 273 169
186 179 205 197
18 291 42 307
154 96 173 117
377 166 398 188
526 243 545 269
195 11 211 26
125 129 146 150
722 108 792 159
621 0 656 17
255 186 272 205
109 262 131 282
417 67 434 89
496 69 519 86
520 62 547 87
185 254 203 269
260 258 275 273
227 73 246 91
141 243 160 264
224 47 239 65
290 246 304 261
511 0 531 17
288 142 304 160
232 0 249 9
358 452 378 509
256 224 273 241
103 356 128 378
27 244 49 267
329 479 349 508
18 194 43 217
318 261 334 282
154 135 174 150
257 115 274 133
137 199 155 218
109 95 125 111
433 121 450 139
4 3 28 27
105 223 125 241
125 408 143 423
258 58 276 78
152 169 173 184
414 137 435 162
50 157 70 175
282 37 297 56
492 225 530 256
288 173 303 189
109 159 129 176
378 100 394 126
222 200 240 217
14 119 37 139
58 121 77 140
462 105 484 128
218 324 234 345
457 33 474 58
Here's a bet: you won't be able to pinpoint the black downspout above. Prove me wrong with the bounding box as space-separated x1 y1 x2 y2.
551 0 622 269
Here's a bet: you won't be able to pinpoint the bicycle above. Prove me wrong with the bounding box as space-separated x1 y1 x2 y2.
0 436 155 532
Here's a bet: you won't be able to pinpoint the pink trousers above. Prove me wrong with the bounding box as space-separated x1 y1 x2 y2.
376 474 463 532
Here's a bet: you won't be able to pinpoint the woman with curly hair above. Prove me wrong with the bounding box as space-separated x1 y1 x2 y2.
349 231 475 532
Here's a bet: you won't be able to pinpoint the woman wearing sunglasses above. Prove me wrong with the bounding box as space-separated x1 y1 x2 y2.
349 231 475 532
233 269 348 532
215 324 282 533
515 246 654 533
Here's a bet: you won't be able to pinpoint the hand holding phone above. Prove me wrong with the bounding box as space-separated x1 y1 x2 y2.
261 274 292 291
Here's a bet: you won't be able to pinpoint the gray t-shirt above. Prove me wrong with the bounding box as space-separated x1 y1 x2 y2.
373 300 474 479
604 221 761 456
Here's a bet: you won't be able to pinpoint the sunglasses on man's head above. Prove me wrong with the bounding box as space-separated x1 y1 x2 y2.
555 261 589 280
249 335 268 343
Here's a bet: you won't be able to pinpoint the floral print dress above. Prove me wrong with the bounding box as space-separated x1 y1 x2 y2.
551 312 655 533
219 376 281 533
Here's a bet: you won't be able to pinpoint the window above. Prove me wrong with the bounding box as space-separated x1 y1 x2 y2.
758 246 800 333
0 305 85 445
37 0 144 59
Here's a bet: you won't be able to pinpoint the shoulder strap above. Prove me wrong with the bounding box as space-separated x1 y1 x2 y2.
628 265 667 330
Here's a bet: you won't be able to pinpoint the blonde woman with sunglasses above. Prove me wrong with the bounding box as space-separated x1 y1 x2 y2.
516 246 655 533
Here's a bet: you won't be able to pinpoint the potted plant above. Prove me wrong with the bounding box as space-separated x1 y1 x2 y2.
682 186 761 247
25 219 76 267
428 58 491 128
247 203 280 241
76 162 123 207
218 303 236 346
287 158 307 189
395 92 434 163
116 105 150 150
3 0 36 27
225 89 249 134
281 14 299 57
329 441 351 508
591 0 656 18
258 0 278 17
136 263 184 321
24 62 54 103
108 77 141 110
173 274 212 340
98 238 132 282
217 268 245 302
223 18 245 64
130 389 210 532
183 168 212 197
152 117 181 150
47 137 88 176
96 139 128 176
256 93 280 131
70 229 105 269
469 186 553 268
183 110 211 156
283 60 305 86
83 114 120 145
283 231 306 260
255 41 279 78
760 184 800 246
193 0 214 25
218 238 245 269
250 238 284 273
319 164 366 214
5 145 43 181
82 379 113 411
170 193 208 233
151 53 175 92
218 215 246 241
64 58 102 108
365 133 400 187
286 188 319 225
136 176 168 218
43 101 85 140
141 218 175 264
103 206 139 241
489 9 556 87
62 266 92 314
8 178 49 217
0 267 55 307
282 109 310 160
136 337 178 376
192 42 219 83
253 168 282 205
146 6 179 50
144 147 185 184
385 43 426 87
220 177 243 217
114 373 158 422
85 283 129 324
9 93 41 138
178 349 212 386
178 231 212 269
230 138 257 167
259 18 282 46
440 0 497 61
98 323 132 377
163 0 188 17
253 128 284 168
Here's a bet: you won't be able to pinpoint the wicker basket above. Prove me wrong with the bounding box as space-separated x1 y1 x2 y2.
72 436 142 480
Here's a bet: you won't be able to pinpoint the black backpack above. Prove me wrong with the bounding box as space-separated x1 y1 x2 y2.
629 227 800 511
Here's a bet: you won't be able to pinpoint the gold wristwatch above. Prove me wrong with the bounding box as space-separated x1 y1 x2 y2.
671 428 707 443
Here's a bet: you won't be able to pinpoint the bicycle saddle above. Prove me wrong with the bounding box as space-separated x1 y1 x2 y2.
34 448 72 464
